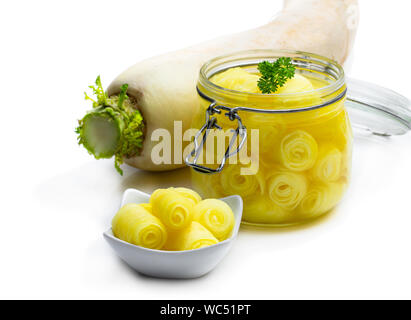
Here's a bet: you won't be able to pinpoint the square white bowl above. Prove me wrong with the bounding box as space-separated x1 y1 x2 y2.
103 188 243 279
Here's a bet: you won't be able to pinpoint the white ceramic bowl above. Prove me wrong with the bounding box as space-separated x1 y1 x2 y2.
103 188 243 279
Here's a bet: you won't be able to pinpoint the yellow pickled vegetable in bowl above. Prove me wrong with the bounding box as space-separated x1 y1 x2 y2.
112 203 167 250
172 187 202 204
111 187 236 252
193 199 235 241
104 188 243 278
139 203 152 213
150 188 195 231
164 222 219 251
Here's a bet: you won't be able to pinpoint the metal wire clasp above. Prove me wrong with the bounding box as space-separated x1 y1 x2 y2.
185 102 247 174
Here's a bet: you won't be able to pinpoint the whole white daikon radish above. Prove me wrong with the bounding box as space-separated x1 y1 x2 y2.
77 0 358 173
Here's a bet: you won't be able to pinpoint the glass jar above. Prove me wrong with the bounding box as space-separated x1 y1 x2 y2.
186 50 352 227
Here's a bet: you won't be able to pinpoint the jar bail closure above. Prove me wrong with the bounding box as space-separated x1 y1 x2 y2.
184 99 247 174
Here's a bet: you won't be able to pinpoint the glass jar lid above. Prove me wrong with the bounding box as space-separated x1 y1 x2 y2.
346 78 411 136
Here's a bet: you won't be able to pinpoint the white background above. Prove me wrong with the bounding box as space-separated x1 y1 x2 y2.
1 0 410 299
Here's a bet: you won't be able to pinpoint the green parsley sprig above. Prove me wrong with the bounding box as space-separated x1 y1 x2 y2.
257 57 296 94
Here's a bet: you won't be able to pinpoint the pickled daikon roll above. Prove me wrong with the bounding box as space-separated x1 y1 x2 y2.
280 130 318 172
112 203 167 250
275 74 314 94
267 170 307 210
299 182 346 217
193 199 235 241
220 164 265 198
139 203 152 213
211 67 260 93
247 113 286 155
172 187 202 204
310 144 342 182
165 222 218 251
150 188 194 231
